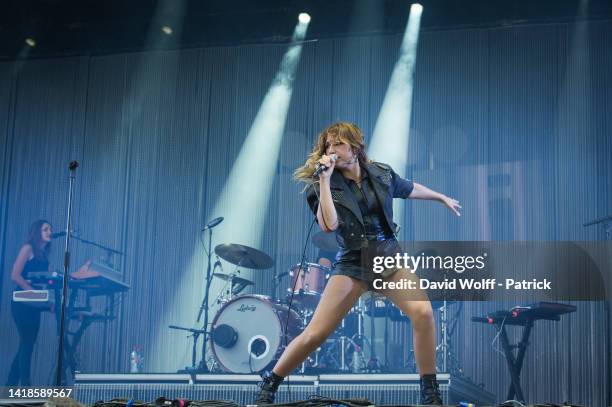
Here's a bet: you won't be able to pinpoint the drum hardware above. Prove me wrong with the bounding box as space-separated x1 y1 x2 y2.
169 325 207 374
188 241 273 374
297 304 315 374
272 271 289 302
213 272 254 301
301 296 375 374
345 296 376 372
287 263 330 309
296 317 349 373
367 294 382 372
436 300 457 374
432 269 462 374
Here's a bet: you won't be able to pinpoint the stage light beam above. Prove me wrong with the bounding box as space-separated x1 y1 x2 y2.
368 4 423 234
209 18 310 250
169 17 312 373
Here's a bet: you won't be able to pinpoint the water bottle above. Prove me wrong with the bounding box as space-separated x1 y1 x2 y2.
130 346 140 373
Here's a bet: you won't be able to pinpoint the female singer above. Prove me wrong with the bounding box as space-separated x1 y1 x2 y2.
256 123 461 405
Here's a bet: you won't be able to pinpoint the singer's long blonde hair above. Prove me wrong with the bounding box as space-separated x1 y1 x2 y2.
294 122 371 184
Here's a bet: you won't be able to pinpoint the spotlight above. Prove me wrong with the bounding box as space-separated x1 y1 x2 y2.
25 38 36 47
161 26 173 35
298 13 311 24
410 3 423 14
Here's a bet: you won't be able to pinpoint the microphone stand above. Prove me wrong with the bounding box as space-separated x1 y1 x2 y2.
56 160 78 385
583 214 612 240
169 325 207 372
195 225 215 373
71 234 123 268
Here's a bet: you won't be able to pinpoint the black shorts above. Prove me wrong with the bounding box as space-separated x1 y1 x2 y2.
332 238 402 289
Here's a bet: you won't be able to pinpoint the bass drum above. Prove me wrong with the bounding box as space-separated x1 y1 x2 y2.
210 295 301 373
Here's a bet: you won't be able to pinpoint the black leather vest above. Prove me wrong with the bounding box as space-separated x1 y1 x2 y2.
306 161 414 250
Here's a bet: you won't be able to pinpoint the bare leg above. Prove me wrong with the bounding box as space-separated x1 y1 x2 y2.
376 268 437 375
272 275 367 377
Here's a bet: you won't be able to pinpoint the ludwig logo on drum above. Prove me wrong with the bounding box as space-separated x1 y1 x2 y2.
238 304 256 312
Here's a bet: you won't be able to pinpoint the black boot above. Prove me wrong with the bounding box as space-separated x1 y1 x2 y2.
255 371 284 405
420 374 443 405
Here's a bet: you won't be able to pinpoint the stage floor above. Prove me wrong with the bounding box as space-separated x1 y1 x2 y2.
72 373 496 406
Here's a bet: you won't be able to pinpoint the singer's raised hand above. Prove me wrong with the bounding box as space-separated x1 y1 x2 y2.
317 154 336 180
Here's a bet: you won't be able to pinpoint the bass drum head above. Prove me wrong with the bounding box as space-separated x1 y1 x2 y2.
210 295 293 373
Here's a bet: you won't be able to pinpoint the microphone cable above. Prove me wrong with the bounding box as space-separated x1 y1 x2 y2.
281 180 330 399
282 215 317 399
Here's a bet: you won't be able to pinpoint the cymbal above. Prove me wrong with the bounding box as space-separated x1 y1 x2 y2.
312 231 339 252
213 273 254 287
215 243 274 270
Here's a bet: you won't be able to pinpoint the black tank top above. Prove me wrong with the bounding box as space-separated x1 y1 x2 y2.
21 256 49 282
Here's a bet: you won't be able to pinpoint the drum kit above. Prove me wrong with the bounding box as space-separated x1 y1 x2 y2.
173 230 461 375
205 235 344 374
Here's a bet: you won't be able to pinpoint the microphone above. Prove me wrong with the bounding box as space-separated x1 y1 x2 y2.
202 217 224 231
313 154 337 177
51 232 66 239
213 256 222 269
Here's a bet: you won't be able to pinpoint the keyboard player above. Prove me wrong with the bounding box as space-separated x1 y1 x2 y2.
6 220 90 386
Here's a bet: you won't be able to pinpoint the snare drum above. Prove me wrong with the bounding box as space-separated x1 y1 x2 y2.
288 263 330 308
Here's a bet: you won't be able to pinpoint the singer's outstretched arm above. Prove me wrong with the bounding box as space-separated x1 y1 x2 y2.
409 182 461 216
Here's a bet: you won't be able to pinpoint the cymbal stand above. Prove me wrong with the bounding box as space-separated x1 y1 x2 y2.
436 300 464 375
272 270 288 303
223 267 240 301
367 297 381 372
437 300 449 372
330 316 351 372
340 318 348 371
348 297 374 372
212 261 230 305
228 273 235 300
306 317 350 372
